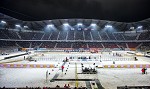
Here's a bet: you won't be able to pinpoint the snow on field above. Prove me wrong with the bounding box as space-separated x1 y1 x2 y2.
0 67 150 88
0 51 150 89
97 68 150 89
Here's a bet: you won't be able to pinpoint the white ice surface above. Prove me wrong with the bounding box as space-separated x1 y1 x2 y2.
0 67 150 89
0 51 150 89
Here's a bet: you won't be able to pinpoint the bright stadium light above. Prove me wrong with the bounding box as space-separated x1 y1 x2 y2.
1 20 6 24
15 24 21 27
130 26 135 30
91 23 96 26
24 26 28 28
105 25 112 28
77 23 83 26
47 24 54 27
137 26 143 29
63 23 69 26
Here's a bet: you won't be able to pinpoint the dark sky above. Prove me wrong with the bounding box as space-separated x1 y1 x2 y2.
0 0 150 22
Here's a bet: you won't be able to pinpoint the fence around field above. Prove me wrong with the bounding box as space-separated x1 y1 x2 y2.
0 64 55 68
0 64 150 68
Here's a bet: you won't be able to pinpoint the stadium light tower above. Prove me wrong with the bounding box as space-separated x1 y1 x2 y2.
1 20 6 24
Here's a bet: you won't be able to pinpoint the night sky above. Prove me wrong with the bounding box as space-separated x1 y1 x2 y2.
0 0 150 22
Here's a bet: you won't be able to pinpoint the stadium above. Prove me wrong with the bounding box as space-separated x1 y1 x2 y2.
0 0 150 89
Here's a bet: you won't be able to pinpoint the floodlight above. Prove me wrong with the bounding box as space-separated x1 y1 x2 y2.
63 23 69 26
1 20 6 24
129 27 135 30
77 23 83 26
15 24 21 27
24 26 28 28
137 26 142 29
47 24 54 27
105 25 112 28
91 23 96 26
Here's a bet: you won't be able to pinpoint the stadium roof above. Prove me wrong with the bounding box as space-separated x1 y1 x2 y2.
1 12 150 31
0 0 150 22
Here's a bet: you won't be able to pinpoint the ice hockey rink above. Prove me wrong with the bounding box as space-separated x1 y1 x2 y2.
0 51 150 89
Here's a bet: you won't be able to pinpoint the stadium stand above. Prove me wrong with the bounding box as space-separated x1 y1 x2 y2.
0 13 150 52
0 28 149 49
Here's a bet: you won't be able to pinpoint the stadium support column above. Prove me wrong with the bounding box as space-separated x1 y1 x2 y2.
54 43 57 48
126 43 129 49
74 31 76 40
136 33 141 40
41 33 45 40
48 33 52 40
46 70 48 83
66 31 68 40
75 63 78 88
57 32 60 40
105 32 110 40
87 43 89 48
83 30 85 40
101 43 105 49
113 33 117 40
90 32 93 41
98 31 102 40
136 43 143 49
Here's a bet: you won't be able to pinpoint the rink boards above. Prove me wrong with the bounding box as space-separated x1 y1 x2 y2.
0 64 55 68
0 63 150 68
99 64 150 68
